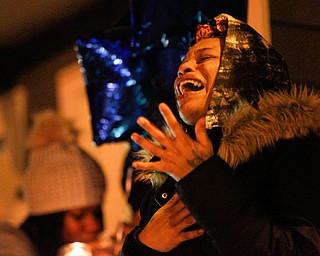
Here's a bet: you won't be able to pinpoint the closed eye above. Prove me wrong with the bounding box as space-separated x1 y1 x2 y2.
198 55 216 63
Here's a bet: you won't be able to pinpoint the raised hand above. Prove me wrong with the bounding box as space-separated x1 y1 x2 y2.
131 103 214 181
139 194 204 252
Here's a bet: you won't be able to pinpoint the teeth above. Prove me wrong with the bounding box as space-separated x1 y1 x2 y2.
179 80 203 94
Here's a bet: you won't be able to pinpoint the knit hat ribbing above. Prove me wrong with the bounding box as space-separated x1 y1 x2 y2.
24 110 105 216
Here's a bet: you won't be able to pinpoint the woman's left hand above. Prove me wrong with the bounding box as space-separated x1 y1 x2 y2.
131 103 214 181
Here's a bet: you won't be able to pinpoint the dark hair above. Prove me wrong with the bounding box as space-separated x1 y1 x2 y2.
20 212 65 256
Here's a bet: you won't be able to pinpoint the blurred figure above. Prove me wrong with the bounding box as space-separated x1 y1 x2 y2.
20 110 106 256
0 221 37 256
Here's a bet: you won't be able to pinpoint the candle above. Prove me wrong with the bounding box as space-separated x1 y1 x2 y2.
57 242 92 256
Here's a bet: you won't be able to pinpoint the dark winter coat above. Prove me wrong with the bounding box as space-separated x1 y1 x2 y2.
121 86 320 255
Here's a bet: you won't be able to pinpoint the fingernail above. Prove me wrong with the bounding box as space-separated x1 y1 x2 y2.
198 229 204 234
137 117 147 126
130 134 137 141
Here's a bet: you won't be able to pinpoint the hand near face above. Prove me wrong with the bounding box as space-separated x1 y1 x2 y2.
131 103 214 181
139 194 204 252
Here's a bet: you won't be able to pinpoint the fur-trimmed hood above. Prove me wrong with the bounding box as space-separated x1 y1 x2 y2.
196 14 290 129
219 85 320 169
135 85 320 187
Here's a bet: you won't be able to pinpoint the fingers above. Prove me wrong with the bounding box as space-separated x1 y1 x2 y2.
181 228 205 241
162 195 188 216
137 116 167 143
171 212 196 228
195 117 214 156
163 195 198 232
131 103 213 179
162 194 179 209
131 128 168 172
135 103 184 142
158 103 185 138
134 116 174 152
195 117 212 146
141 194 204 250
194 117 206 142
172 212 205 242
131 131 164 157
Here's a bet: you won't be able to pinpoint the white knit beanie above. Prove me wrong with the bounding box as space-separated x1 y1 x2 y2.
23 110 105 216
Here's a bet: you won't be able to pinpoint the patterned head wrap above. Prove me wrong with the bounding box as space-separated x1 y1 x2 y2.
191 15 228 45
189 14 290 128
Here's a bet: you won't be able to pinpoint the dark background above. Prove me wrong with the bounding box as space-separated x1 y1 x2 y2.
1 0 319 95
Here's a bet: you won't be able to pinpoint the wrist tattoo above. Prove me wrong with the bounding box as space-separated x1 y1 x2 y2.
186 150 205 168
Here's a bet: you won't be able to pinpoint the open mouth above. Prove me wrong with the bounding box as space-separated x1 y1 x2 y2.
178 79 204 95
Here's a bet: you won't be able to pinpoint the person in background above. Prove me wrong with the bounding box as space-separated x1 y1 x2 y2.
122 13 320 255
0 221 37 256
20 110 107 256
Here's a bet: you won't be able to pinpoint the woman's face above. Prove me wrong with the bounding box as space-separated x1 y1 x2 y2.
61 206 102 244
174 37 221 125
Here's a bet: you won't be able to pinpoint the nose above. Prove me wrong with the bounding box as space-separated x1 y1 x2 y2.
177 70 184 76
82 213 101 233
177 67 193 77
177 61 195 77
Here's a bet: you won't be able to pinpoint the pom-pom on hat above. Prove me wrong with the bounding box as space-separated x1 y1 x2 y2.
24 110 105 216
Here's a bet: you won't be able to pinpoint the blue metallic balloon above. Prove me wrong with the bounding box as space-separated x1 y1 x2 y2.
75 38 149 145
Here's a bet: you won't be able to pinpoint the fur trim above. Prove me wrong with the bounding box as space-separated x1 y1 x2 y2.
134 85 320 186
27 110 78 149
219 85 320 168
133 125 171 188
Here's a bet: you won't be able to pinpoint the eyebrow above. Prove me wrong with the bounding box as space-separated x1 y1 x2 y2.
196 47 219 54
182 47 219 63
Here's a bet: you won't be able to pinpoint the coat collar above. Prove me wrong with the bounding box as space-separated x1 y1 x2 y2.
135 85 320 187
218 85 320 168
